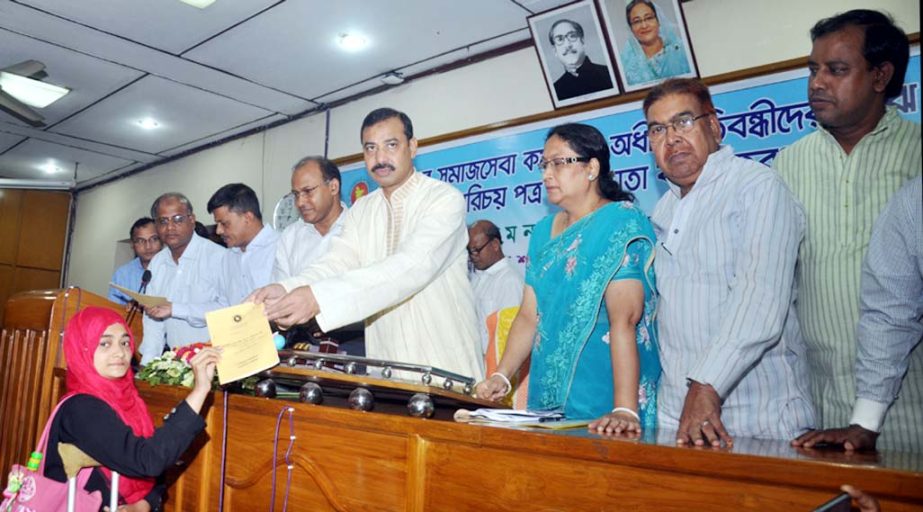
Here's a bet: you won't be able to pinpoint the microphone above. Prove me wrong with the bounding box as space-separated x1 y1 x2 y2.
126 270 152 324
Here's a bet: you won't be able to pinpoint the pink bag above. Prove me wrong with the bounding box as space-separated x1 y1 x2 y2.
1 395 103 512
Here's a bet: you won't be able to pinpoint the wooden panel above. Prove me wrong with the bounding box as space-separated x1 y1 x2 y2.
12 267 61 294
16 190 70 271
0 265 14 326
0 189 23 265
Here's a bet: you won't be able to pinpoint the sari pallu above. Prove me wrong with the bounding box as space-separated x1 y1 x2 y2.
526 201 660 425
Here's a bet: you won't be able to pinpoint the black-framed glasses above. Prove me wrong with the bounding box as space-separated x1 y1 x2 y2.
538 156 590 171
156 214 190 226
646 113 711 141
552 31 581 46
467 238 495 256
132 236 160 246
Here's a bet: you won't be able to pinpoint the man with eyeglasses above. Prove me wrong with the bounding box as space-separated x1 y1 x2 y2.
107 217 162 305
549 19 613 101
647 78 814 447
272 156 347 282
774 10 921 453
250 107 483 382
207 183 279 306
468 220 524 354
139 192 227 365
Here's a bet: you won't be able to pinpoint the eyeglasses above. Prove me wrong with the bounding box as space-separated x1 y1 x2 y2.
467 238 495 256
132 236 160 246
156 214 190 226
646 113 711 141
538 156 590 171
552 31 581 46
291 183 328 201
629 14 657 27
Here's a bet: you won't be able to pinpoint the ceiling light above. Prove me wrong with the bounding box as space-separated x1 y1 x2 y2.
178 0 216 8
137 117 160 129
40 161 63 174
337 33 368 52
381 72 405 85
0 72 69 108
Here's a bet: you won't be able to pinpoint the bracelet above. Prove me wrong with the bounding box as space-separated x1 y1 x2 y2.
490 372 512 393
610 407 640 422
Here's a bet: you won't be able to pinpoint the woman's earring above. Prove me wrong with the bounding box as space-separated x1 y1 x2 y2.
588 174 596 181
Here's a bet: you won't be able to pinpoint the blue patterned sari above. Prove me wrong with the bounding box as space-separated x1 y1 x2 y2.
526 201 660 426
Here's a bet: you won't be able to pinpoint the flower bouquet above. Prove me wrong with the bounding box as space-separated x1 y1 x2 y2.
136 342 211 388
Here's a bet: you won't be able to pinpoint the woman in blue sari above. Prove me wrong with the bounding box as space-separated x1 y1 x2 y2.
475 123 660 434
620 0 691 87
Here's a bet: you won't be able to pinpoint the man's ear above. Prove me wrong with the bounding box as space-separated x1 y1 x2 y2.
329 179 341 196
872 62 895 95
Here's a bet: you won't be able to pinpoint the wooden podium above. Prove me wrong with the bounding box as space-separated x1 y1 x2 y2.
3 288 922 511
0 288 142 483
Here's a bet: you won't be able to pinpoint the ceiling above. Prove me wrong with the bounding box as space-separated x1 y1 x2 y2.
0 0 571 189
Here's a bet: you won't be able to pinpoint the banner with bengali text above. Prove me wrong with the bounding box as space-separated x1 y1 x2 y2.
339 54 920 267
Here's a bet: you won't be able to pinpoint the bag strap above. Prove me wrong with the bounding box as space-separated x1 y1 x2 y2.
34 393 78 472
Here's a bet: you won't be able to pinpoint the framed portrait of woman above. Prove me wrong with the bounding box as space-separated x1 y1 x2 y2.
528 0 621 109
599 0 698 92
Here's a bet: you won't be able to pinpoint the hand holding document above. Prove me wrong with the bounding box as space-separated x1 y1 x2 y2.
109 283 168 308
206 302 279 385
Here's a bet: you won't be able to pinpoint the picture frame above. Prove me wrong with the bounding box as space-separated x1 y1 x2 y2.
527 0 621 109
598 0 698 92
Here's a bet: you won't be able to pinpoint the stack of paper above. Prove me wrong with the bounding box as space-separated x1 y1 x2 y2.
465 408 564 423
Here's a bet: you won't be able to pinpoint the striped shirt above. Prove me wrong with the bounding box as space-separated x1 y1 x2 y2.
774 106 922 436
654 146 815 439
852 176 923 452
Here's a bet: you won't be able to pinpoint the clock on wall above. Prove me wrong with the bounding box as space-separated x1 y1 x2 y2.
272 193 300 231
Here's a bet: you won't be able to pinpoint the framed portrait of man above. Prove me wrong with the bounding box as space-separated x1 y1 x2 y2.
528 0 621 109
599 0 698 92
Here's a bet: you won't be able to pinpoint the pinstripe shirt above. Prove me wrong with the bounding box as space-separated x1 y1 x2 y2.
852 176 923 452
654 146 815 439
774 107 922 435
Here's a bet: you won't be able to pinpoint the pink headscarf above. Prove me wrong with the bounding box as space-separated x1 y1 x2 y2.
63 307 154 503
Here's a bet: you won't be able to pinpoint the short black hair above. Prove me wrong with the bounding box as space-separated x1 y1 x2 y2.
471 220 502 242
546 123 634 203
548 19 584 46
361 108 414 141
292 156 341 185
151 192 193 219
129 217 155 240
625 0 659 27
206 183 262 221
810 9 909 99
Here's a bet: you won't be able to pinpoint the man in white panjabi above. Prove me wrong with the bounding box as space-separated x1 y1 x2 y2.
250 108 483 381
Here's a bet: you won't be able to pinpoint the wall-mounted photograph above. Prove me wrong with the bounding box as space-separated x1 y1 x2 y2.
528 0 621 109
599 0 698 92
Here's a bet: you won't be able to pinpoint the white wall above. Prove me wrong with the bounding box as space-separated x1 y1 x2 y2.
67 0 920 297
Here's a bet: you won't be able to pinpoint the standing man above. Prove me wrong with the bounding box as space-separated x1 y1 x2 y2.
207 183 279 305
140 193 227 364
773 10 920 451
647 79 814 446
549 19 613 101
108 217 161 305
467 220 524 354
250 108 483 380
273 156 346 281
794 177 923 453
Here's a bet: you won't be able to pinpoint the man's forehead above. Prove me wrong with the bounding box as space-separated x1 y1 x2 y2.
361 119 406 143
552 21 576 35
134 224 157 236
646 93 701 120
292 162 323 186
811 26 866 60
157 198 190 215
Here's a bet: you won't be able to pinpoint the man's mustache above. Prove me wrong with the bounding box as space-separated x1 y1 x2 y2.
372 163 395 172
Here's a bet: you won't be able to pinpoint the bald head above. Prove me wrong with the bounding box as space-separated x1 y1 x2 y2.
467 220 504 270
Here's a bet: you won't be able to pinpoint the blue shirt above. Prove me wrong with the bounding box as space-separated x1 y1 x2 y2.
108 257 145 305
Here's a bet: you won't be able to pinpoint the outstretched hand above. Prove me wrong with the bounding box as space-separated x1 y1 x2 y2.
589 411 641 437
676 381 732 448
791 425 879 451
474 374 510 401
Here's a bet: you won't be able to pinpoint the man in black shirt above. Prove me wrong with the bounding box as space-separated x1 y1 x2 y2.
549 19 613 101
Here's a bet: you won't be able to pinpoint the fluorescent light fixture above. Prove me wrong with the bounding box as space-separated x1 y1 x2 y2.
137 117 160 129
179 0 216 8
381 71 405 85
337 33 369 52
0 178 74 190
0 72 69 108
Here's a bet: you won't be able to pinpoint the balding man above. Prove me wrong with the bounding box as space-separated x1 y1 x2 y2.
468 220 524 353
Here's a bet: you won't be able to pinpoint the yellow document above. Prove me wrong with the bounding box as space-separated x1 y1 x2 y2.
109 283 168 308
206 302 279 384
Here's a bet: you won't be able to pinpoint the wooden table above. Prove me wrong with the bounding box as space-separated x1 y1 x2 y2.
139 382 923 511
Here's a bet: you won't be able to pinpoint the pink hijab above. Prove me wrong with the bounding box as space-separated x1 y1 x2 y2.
62 307 154 503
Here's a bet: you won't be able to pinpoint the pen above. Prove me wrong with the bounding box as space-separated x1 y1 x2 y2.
538 416 565 423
